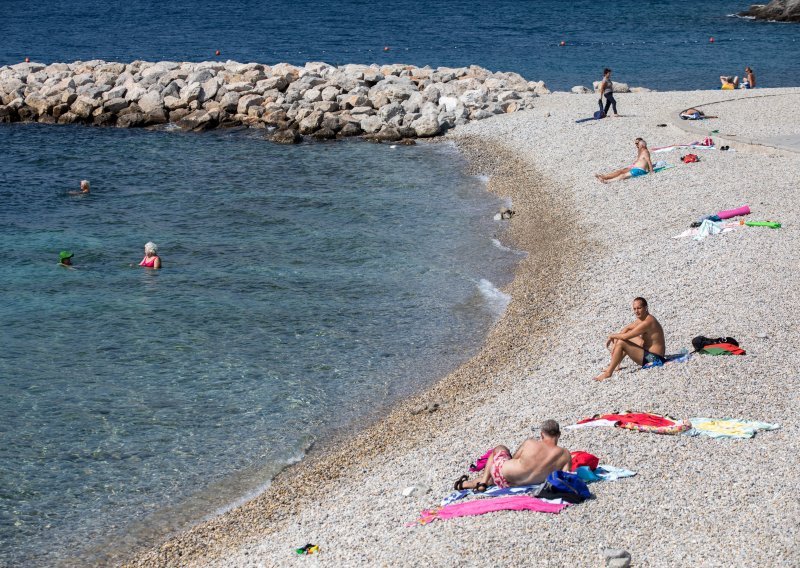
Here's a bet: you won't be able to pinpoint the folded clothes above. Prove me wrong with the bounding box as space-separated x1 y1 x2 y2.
685 418 779 439
642 351 691 368
413 495 567 525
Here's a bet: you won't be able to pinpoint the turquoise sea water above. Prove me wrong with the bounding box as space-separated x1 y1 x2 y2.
0 124 517 565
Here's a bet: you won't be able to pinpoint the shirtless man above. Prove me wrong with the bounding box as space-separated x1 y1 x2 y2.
595 138 653 184
68 180 90 195
455 420 571 492
593 297 666 381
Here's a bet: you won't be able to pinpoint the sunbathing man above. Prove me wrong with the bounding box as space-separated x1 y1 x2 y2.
454 420 572 492
720 75 739 90
595 138 653 183
594 297 666 381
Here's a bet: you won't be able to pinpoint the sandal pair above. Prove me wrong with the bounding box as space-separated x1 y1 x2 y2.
453 474 489 493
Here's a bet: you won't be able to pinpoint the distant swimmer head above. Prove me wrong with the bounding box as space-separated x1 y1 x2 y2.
144 241 158 255
80 180 90 193
59 250 74 265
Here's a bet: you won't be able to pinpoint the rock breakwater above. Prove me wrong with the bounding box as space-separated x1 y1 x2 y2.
0 60 549 142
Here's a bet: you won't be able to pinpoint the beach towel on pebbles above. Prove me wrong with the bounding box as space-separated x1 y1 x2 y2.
410 495 568 526
566 412 691 435
441 464 636 506
684 418 780 439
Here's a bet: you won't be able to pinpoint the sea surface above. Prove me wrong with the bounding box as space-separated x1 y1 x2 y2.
1 1 799 565
1 0 799 90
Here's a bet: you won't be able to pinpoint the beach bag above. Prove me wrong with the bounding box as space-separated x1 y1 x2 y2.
536 471 591 504
692 335 739 352
681 153 700 163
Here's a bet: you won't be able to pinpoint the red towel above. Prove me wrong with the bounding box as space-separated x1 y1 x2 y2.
570 451 600 471
578 412 676 428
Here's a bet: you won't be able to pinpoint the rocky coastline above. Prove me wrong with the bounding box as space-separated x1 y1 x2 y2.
0 59 550 143
740 0 800 22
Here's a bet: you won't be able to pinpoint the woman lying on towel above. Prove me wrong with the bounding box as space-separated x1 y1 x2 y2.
679 108 718 120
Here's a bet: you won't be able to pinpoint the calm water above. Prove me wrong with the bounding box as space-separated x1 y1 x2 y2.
1 0 799 90
1 1 799 565
0 124 517 565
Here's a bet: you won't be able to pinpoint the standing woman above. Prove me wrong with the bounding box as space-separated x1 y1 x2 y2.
139 241 162 269
598 68 619 118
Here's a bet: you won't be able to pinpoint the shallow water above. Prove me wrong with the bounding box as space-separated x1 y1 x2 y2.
0 124 517 565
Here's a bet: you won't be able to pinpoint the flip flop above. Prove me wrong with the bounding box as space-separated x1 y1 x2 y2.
453 474 469 491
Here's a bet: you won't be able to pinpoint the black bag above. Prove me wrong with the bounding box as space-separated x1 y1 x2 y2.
691 335 739 352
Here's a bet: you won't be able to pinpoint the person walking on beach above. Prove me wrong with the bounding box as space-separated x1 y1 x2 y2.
597 68 619 118
593 297 666 381
454 420 571 492
595 138 653 183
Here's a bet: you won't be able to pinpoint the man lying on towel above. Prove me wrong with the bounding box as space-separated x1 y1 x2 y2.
594 296 666 381
455 420 571 492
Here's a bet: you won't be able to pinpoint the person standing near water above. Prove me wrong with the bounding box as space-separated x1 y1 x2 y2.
598 68 619 118
138 242 161 269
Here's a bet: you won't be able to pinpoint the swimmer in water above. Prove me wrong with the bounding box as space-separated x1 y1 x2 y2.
138 241 161 269
58 250 75 269
69 180 90 195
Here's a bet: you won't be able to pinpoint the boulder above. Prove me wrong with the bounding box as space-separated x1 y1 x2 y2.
103 97 129 113
218 91 240 113
359 115 383 134
70 96 97 119
410 114 440 137
459 89 488 106
592 81 629 93
116 112 147 128
180 83 204 104
236 94 264 115
271 128 302 144
144 108 168 125
571 85 592 94
176 109 219 131
124 84 147 102
201 77 221 100
24 93 52 116
57 111 80 124
93 112 117 126
303 88 322 102
314 101 338 113
378 102 404 124
340 94 370 110
438 96 459 113
740 0 800 21
368 77 417 104
298 110 323 134
311 127 336 140
168 108 191 122
337 122 362 137
104 85 127 100
186 69 216 85
371 126 402 142
137 90 164 113
164 95 187 110
11 62 45 75
0 105 19 123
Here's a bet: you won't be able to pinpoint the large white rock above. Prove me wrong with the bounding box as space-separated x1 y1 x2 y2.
125 84 147 101
359 115 383 134
571 85 592 94
410 114 440 137
236 94 263 115
438 96 459 113
138 90 163 113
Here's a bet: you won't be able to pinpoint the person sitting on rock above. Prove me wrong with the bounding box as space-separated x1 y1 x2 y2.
593 297 666 381
454 420 572 492
595 138 653 183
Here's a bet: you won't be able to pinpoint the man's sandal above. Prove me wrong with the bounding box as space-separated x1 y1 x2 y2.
474 482 489 493
453 474 469 491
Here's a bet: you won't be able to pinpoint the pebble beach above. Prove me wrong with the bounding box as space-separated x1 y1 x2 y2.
116 87 799 566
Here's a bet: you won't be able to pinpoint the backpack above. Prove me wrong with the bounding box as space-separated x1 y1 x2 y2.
536 471 591 504
681 153 700 163
691 335 739 352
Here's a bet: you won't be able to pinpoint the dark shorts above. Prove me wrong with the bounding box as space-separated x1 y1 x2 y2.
642 351 666 367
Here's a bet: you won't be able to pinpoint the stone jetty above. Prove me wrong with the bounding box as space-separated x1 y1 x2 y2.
0 59 549 143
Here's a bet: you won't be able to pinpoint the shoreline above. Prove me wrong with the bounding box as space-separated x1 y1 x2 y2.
121 123 584 567
87 87 799 566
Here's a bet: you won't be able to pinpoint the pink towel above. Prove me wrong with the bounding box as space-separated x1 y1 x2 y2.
717 205 750 220
411 495 568 525
469 448 494 472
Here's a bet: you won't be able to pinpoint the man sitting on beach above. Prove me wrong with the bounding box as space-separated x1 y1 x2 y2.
454 420 571 492
593 297 666 381
595 138 653 183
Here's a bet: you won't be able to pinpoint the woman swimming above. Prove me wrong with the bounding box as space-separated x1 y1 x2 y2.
139 241 162 269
